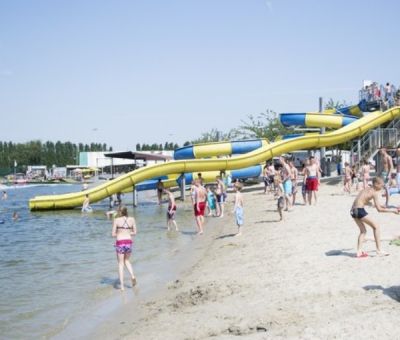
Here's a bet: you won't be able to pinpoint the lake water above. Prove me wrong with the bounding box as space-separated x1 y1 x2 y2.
0 184 198 339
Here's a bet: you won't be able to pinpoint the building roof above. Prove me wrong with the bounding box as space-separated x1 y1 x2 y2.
104 151 172 162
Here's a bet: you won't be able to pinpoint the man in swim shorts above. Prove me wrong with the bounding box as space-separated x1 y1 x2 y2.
350 177 398 258
379 148 394 183
304 156 320 205
193 179 207 234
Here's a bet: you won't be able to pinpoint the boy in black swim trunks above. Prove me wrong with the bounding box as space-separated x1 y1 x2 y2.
351 177 399 258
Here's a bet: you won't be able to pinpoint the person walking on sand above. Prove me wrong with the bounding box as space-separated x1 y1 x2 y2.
193 179 207 234
304 156 320 205
343 162 352 194
156 179 164 205
350 177 399 258
289 160 298 205
280 156 293 211
112 206 137 290
233 183 244 236
165 189 178 231
361 159 371 189
395 147 400 186
215 176 226 217
379 148 394 183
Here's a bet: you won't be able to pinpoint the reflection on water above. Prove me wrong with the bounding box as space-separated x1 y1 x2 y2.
0 184 196 339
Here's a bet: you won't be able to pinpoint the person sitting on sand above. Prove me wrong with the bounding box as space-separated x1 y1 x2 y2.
111 206 137 291
165 189 178 231
233 183 244 236
350 177 399 258
81 194 92 212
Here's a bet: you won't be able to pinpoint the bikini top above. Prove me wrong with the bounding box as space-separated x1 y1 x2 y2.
116 217 133 230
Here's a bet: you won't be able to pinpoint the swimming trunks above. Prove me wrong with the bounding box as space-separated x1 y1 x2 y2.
350 208 368 219
235 206 244 226
277 196 285 209
283 180 292 195
381 171 388 183
115 239 133 254
301 183 306 195
167 205 177 219
194 201 206 217
216 194 225 204
306 177 318 191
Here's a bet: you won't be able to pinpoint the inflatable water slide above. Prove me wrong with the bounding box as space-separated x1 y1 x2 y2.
29 105 400 210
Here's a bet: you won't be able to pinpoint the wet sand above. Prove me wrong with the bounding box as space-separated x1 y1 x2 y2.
91 181 400 340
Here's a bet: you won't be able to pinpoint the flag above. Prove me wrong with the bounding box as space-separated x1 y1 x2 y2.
14 160 17 167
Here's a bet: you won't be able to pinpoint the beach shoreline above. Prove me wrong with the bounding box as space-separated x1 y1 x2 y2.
88 182 400 340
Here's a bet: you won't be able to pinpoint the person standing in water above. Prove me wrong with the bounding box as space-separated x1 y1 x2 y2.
164 189 178 231
156 179 164 205
193 179 207 234
112 206 137 290
2 191 7 200
81 194 92 212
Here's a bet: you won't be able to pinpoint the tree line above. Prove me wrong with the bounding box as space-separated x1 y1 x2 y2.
135 142 180 151
0 141 112 172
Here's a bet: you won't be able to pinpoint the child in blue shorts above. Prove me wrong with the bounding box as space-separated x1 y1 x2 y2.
233 183 244 236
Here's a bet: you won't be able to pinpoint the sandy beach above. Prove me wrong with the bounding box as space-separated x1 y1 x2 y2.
91 180 400 340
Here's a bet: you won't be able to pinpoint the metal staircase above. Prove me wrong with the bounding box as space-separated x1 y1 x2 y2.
350 117 400 166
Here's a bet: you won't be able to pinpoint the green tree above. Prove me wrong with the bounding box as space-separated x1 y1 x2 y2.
235 109 292 141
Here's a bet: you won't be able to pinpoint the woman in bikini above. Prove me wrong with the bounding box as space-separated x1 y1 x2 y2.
111 206 137 291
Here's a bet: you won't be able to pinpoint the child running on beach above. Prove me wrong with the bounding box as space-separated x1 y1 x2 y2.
350 177 399 258
233 183 244 236
165 189 178 231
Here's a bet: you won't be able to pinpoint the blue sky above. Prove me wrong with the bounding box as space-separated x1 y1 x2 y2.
1 0 399 150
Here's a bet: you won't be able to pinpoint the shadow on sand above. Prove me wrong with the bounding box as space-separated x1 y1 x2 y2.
216 233 237 240
325 249 355 257
363 285 400 302
255 219 281 224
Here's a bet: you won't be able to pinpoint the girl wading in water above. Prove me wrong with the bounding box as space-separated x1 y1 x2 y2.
112 206 137 290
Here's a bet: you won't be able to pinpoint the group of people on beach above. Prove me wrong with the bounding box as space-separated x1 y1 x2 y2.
110 146 400 290
110 172 244 290
338 147 400 257
263 155 321 220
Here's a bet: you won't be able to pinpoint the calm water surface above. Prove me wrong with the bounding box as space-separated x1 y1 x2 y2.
0 184 197 339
